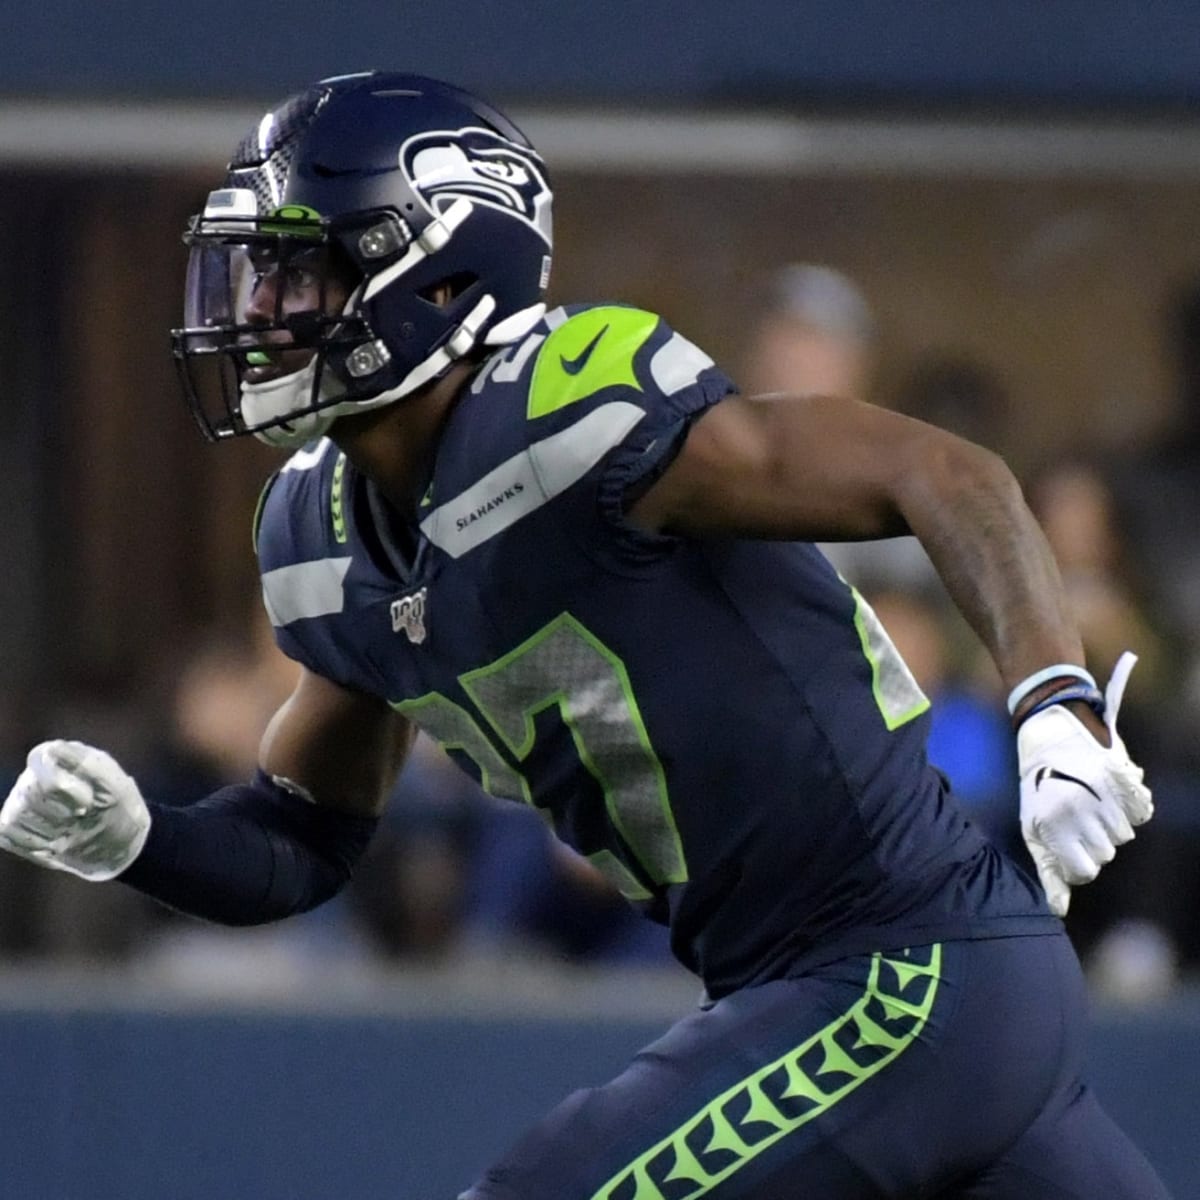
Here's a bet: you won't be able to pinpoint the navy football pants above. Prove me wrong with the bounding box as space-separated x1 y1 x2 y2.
463 933 1170 1198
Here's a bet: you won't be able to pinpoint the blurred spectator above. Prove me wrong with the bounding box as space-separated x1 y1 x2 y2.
1025 458 1170 726
462 800 673 966
355 734 673 967
1074 272 1200 995
1106 275 1200 641
129 613 379 983
739 263 941 598
739 263 876 399
139 609 300 802
1105 275 1200 775
890 353 1012 460
348 734 481 961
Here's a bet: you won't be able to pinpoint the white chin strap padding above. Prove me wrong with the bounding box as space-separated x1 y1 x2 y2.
241 358 343 449
242 283 507 449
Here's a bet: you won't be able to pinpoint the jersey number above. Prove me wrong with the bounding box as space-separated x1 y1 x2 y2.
391 613 686 900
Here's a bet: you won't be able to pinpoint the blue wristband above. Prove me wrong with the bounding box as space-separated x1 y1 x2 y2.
1015 682 1106 729
1006 664 1097 715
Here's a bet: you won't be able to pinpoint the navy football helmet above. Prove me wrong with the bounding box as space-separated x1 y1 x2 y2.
172 71 553 446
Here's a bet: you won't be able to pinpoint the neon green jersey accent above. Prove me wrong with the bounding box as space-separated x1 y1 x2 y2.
389 611 686 901
851 586 931 730
330 452 348 545
527 306 659 420
591 944 942 1199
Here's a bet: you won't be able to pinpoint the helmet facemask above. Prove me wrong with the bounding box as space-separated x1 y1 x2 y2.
171 73 555 448
173 207 379 446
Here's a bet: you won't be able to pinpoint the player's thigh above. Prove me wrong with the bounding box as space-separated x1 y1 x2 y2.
955 1081 1172 1200
462 939 1067 1199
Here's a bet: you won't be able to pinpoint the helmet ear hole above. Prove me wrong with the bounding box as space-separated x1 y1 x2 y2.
418 272 478 308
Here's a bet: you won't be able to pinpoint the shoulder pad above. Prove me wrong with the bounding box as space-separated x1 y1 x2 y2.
252 469 282 557
254 438 344 573
527 305 661 420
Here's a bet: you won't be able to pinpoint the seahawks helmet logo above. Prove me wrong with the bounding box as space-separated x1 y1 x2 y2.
401 127 552 245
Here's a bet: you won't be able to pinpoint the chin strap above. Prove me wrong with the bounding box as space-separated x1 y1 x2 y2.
242 356 345 448
360 293 498 406
245 292 514 449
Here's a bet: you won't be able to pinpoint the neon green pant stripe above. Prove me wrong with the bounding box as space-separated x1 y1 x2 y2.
591 944 942 1200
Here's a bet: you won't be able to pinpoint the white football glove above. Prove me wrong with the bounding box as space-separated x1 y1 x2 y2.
1018 652 1153 917
0 739 151 881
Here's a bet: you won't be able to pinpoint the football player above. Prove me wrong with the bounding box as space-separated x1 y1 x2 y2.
0 73 1170 1197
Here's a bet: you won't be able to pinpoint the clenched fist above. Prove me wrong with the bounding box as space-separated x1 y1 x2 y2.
0 739 150 881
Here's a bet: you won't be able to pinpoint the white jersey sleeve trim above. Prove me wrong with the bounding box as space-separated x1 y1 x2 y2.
261 557 354 627
649 332 715 396
279 438 333 473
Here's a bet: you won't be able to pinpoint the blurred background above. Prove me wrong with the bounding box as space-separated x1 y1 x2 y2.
3 1 1200 1195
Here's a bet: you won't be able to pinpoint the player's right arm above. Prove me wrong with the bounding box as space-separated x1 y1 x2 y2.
630 391 1080 690
0 666 413 925
629 389 1153 915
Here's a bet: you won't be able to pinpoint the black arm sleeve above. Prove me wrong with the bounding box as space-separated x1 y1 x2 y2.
118 771 379 926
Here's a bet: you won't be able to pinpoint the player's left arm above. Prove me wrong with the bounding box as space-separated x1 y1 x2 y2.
630 391 1152 914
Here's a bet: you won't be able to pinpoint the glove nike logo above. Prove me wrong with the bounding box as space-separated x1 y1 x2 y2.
1035 766 1102 802
560 324 609 375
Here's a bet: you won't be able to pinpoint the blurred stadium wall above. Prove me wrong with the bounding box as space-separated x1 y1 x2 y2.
0 969 1197 1197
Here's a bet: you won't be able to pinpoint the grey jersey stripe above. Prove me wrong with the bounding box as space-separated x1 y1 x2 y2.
262 557 353 626
420 400 645 559
650 331 715 395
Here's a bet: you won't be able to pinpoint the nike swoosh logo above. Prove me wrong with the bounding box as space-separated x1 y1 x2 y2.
560 324 609 375
1035 766 1102 802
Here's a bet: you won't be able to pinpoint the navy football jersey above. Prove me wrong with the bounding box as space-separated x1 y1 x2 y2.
255 303 1055 997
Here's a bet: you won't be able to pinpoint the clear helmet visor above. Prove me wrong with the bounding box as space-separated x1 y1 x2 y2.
183 236 348 346
182 240 250 344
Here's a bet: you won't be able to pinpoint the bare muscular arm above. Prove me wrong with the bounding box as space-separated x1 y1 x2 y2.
259 666 416 816
630 392 1085 701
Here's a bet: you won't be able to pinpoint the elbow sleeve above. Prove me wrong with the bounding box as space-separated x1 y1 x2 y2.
119 771 379 926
